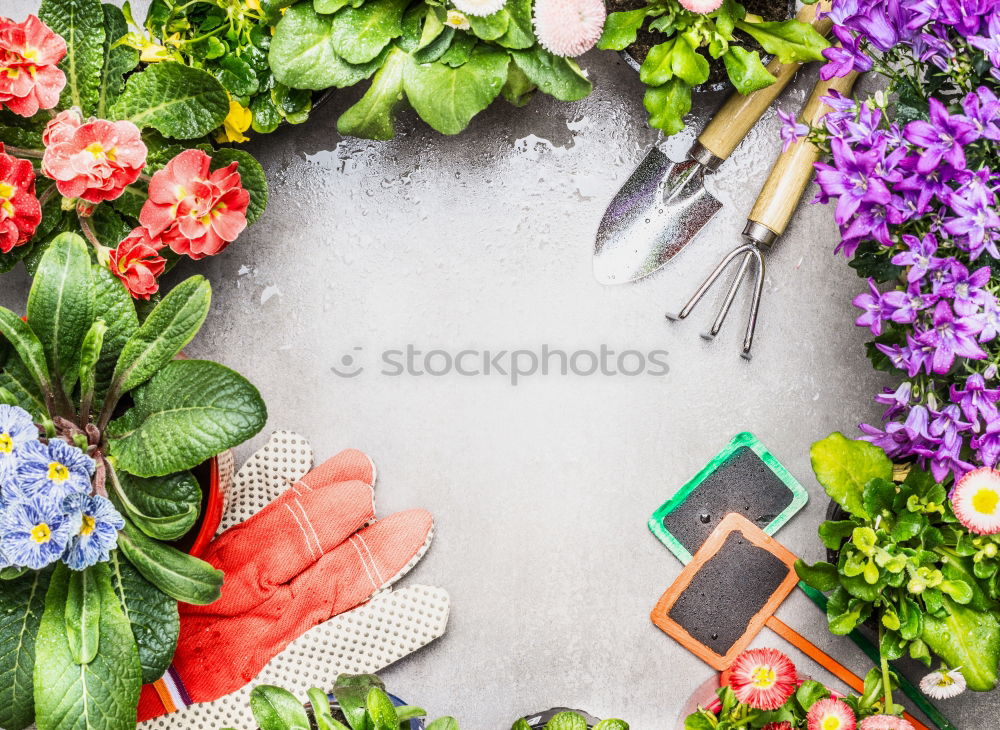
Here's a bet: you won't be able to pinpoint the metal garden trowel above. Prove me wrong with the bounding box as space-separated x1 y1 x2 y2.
594 1 833 285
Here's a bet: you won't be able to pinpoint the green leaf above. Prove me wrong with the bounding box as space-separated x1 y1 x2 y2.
0 360 46 420
77 318 105 418
818 520 856 550
794 559 840 592
502 63 535 106
27 232 95 396
366 688 398 730
735 18 829 64
682 712 716 730
270 4 386 89
110 62 229 140
644 77 691 135
795 680 828 711
89 266 139 407
0 568 51 730
593 721 629 730
496 0 535 49
511 720 534 730
469 9 509 41
439 32 476 67
40 0 105 115
403 48 509 135
109 276 211 398
338 46 409 140
116 520 223 605
810 432 892 520
108 359 266 477
108 551 178 683
316 0 352 12
309 688 351 730
509 46 592 102
598 8 646 51
33 564 141 730
210 149 268 226
545 712 588 730
939 579 974 605
0 307 53 403
330 0 408 64
111 468 201 541
98 4 138 117
213 55 259 98
65 568 102 665
251 94 283 134
249 685 310 730
334 674 383 730
891 510 926 542
722 47 776 95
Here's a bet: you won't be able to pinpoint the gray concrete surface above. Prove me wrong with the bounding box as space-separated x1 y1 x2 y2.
4 2 998 727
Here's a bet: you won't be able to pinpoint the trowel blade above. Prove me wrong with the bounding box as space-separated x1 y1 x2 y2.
594 147 724 285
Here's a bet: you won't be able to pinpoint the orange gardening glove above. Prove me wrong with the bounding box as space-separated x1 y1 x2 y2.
137 444 433 721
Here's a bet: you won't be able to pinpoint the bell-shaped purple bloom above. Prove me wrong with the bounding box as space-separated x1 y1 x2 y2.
916 299 986 372
962 86 1000 141
950 371 1000 422
853 279 893 334
903 98 980 173
815 138 894 225
891 233 941 281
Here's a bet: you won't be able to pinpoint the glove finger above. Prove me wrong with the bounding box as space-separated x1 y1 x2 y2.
198 480 377 613
290 508 434 618
300 448 376 491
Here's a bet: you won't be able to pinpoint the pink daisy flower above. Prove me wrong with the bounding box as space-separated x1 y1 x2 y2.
807 698 856 730
532 0 606 57
727 648 798 711
679 0 724 11
951 467 1000 535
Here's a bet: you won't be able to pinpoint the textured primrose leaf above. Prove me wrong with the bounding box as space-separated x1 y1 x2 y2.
0 356 47 420
0 306 53 400
110 62 229 140
90 266 139 411
109 551 179 684
248 685 311 730
33 564 141 730
0 568 51 730
509 46 592 102
97 4 138 117
39 0 105 115
403 48 509 135
116 521 223 605
114 470 201 541
270 3 385 90
107 359 267 477
65 568 102 666
210 148 269 226
338 46 410 140
26 232 95 396
329 0 408 64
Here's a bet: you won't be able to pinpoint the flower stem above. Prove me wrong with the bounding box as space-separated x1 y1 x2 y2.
879 627 894 713
3 145 44 159
77 213 102 250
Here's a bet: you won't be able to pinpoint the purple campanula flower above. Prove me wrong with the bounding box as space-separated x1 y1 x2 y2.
883 285 930 323
977 294 1000 341
950 372 1000 422
854 279 893 334
875 381 913 419
778 109 809 152
943 170 1000 258
904 99 980 173
815 138 894 224
916 299 986 372
822 26 874 79
972 419 1000 468
930 403 973 453
962 87 1000 141
896 155 965 212
941 262 991 315
892 233 941 281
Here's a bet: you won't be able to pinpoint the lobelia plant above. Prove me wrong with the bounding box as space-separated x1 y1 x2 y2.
240 674 458 730
596 0 829 134
779 0 1000 485
266 0 605 140
0 0 267 300
796 433 1000 695
683 647 913 730
0 232 267 730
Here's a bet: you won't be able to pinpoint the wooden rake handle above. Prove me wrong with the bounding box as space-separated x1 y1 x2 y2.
746 69 859 238
697 1 834 162
766 616 930 730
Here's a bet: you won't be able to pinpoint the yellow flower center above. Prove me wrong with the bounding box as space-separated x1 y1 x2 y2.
80 515 96 537
750 666 777 689
4 66 20 79
0 181 15 216
85 143 117 161
972 488 999 515
822 716 843 730
31 523 52 544
22 48 38 61
47 461 69 482
0 433 12 454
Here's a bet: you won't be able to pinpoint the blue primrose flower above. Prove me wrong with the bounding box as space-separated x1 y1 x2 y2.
0 495 74 570
13 439 95 501
62 494 124 571
0 404 39 487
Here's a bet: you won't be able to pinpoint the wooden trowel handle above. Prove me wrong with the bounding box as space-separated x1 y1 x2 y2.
747 69 859 239
697 1 833 162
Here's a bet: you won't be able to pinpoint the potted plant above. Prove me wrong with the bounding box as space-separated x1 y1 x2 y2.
0 1 267 296
0 232 268 730
596 0 828 134
796 433 1000 695
514 708 628 729
265 0 606 140
682 647 914 729
241 674 456 730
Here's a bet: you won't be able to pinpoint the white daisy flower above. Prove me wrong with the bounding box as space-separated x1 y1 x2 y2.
451 0 506 18
445 9 471 29
920 667 967 700
952 467 1000 535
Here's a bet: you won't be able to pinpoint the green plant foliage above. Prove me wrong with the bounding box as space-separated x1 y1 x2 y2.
40 0 106 115
597 0 829 134
798 433 1000 692
0 569 52 730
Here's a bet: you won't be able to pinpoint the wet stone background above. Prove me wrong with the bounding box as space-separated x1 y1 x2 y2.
4 2 997 727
